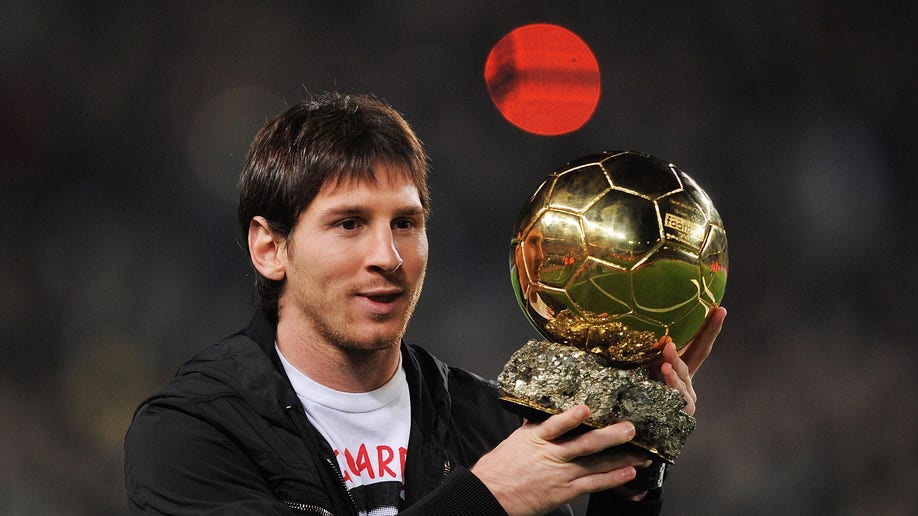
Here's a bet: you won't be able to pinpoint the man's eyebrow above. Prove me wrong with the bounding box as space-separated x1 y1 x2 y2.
395 206 426 217
318 205 425 218
319 205 371 218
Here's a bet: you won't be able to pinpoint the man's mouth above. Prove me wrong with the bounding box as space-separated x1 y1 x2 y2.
365 292 401 303
357 287 404 305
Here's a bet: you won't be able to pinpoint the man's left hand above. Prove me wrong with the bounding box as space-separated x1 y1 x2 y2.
650 305 727 416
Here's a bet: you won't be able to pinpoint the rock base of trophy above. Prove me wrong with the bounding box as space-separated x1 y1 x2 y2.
498 397 669 491
497 339 695 466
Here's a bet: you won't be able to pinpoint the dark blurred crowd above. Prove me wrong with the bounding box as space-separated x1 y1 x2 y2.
2 2 916 514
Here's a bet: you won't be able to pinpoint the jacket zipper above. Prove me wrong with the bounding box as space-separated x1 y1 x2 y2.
283 500 334 516
286 405 359 515
441 458 452 482
324 456 359 512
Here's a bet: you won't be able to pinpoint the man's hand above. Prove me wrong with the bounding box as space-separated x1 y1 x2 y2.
471 405 651 516
653 305 727 416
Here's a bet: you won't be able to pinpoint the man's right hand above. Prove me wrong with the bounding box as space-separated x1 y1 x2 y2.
471 405 650 516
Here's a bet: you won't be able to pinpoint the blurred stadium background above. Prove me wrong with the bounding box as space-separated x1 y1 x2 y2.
2 1 916 514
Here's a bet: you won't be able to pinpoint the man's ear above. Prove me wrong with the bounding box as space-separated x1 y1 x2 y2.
248 216 286 281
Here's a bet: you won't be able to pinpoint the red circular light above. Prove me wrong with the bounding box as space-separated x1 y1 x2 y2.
485 24 601 136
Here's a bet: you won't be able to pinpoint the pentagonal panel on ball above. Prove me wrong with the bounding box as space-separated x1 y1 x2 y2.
582 189 660 268
548 164 612 212
528 209 586 289
657 191 709 251
565 258 632 319
631 245 702 326
601 152 682 200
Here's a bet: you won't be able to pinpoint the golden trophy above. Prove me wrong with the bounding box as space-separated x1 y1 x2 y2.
498 151 728 488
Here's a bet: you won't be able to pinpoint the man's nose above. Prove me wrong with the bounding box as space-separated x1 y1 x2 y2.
367 226 404 274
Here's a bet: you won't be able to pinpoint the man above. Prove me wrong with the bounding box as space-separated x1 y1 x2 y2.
124 93 726 515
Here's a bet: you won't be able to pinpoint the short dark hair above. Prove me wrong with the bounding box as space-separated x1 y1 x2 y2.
237 92 430 319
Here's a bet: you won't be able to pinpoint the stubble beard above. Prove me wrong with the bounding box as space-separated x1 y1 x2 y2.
306 275 425 355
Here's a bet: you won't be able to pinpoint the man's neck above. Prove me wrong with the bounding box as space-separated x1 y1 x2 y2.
275 323 401 393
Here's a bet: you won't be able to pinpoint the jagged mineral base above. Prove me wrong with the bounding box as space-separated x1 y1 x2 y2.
497 339 695 464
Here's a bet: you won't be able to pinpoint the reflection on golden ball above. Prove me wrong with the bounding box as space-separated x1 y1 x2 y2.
511 151 728 366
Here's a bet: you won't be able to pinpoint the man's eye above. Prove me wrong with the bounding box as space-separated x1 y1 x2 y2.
394 219 415 230
340 219 359 230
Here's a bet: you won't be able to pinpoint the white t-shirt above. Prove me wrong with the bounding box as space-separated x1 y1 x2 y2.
277 346 411 516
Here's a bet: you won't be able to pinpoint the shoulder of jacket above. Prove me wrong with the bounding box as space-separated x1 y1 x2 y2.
446 365 500 393
138 332 276 410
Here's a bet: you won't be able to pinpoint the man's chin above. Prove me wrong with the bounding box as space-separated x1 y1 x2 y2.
343 325 406 352
338 339 401 357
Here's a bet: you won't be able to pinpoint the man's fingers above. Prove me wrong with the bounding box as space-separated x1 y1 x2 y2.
535 404 592 441
564 450 651 494
657 340 696 415
663 340 691 384
534 407 640 462
680 305 727 376
661 361 696 416
569 466 638 494
554 421 638 462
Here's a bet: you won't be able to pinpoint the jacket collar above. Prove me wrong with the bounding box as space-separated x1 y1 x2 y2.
168 307 459 504
237 308 455 443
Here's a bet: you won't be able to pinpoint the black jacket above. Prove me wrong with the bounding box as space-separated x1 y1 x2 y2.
124 310 662 515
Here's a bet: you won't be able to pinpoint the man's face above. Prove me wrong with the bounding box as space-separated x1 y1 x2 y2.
278 165 428 353
514 228 545 299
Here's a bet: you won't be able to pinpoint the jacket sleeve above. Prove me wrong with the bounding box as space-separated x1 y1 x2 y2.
586 488 663 516
396 466 658 516
395 467 573 516
397 465 509 516
124 401 295 515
